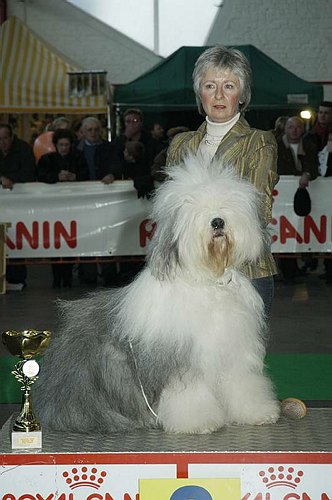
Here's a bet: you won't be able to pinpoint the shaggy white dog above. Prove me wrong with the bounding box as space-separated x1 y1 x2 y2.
34 156 280 434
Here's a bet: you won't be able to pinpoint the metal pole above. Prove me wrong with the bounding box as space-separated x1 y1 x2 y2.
106 83 112 141
153 0 159 55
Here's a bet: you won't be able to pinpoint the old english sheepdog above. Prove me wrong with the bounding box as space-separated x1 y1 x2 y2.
34 155 280 434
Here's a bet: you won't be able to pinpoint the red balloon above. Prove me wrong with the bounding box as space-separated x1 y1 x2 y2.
33 132 55 162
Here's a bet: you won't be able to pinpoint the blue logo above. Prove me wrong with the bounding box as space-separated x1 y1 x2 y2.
170 485 213 500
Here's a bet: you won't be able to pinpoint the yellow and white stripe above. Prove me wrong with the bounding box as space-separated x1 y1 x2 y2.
0 16 107 113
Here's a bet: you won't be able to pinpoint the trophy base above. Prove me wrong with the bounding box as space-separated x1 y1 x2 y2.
11 430 42 450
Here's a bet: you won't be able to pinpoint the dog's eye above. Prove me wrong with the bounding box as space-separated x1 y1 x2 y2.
211 218 225 230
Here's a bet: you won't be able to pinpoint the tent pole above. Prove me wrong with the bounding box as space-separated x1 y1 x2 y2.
106 83 112 141
153 0 159 55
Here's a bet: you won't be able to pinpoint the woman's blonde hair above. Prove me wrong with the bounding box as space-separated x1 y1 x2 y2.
192 46 252 115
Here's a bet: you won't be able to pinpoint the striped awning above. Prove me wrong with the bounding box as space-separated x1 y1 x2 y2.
0 16 107 113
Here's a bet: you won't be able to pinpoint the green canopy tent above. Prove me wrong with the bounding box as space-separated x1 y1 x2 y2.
113 45 323 117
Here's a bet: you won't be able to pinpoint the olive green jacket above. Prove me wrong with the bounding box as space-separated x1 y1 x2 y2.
166 116 279 279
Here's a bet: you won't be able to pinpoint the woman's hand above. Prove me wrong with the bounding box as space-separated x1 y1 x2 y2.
101 174 115 184
1 176 13 189
58 170 76 182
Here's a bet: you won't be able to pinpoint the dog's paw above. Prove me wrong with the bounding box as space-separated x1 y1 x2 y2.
158 380 226 434
162 421 221 434
232 400 281 426
252 410 280 426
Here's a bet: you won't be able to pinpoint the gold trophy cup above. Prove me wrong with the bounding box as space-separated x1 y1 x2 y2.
2 329 51 449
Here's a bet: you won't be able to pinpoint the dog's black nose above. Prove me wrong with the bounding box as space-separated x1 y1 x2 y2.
211 217 225 230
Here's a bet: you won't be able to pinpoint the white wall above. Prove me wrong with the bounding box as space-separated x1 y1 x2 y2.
207 0 332 101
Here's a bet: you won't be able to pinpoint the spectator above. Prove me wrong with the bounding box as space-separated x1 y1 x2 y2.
0 123 35 189
304 101 332 151
302 101 332 278
37 129 89 288
150 122 165 142
76 116 119 182
30 114 46 145
318 124 332 285
48 116 72 132
72 119 84 143
277 116 319 187
110 141 148 284
302 104 331 274
123 141 146 178
151 126 190 183
271 115 289 141
276 116 319 281
318 123 332 177
150 122 167 151
75 116 120 285
0 122 36 288
122 140 154 199
111 109 162 182
37 129 88 184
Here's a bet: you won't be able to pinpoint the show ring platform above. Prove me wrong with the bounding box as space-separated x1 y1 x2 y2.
1 408 332 499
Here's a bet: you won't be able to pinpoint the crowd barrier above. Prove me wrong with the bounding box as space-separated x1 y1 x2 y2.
0 177 331 261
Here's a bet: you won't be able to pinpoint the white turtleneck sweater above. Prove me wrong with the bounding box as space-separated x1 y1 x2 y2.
197 112 241 163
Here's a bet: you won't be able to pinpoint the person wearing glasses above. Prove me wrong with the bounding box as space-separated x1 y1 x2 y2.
110 109 160 198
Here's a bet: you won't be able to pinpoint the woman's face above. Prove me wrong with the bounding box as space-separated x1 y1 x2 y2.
200 67 242 123
56 138 71 156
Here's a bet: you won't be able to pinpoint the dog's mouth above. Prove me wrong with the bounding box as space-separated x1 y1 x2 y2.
210 217 225 238
212 229 224 238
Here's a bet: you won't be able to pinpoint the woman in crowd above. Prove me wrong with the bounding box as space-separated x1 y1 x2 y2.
37 128 88 184
166 45 279 319
37 128 89 287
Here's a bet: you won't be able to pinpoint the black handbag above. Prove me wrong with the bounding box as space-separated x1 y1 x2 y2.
293 187 311 216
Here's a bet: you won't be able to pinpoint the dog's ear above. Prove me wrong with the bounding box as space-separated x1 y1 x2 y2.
147 215 179 280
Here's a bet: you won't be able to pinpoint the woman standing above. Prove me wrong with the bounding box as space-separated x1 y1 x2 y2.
166 46 279 319
37 128 89 288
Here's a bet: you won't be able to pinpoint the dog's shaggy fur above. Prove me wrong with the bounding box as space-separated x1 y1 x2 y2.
34 156 280 434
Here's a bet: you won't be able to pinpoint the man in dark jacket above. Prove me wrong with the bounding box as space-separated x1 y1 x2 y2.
277 116 319 281
75 116 120 182
74 116 120 285
0 123 36 287
110 109 160 198
0 123 35 188
304 101 332 152
277 116 319 186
